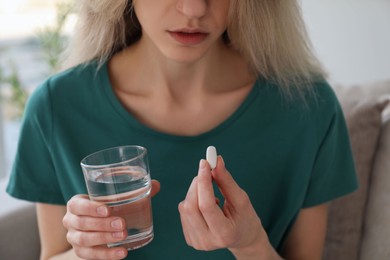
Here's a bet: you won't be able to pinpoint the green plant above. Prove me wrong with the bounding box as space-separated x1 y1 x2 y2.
0 64 28 119
0 1 74 119
36 1 74 74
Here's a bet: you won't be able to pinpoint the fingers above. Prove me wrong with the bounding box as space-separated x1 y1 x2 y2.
73 245 128 260
66 229 127 248
65 183 161 259
179 160 233 250
67 194 109 217
178 176 219 251
151 179 161 197
178 178 198 246
179 177 209 231
212 156 247 207
65 180 160 221
180 156 264 253
64 195 126 233
185 176 199 202
64 194 128 259
63 214 126 232
197 159 226 231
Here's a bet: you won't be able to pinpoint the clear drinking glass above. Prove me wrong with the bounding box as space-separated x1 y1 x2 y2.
81 145 153 250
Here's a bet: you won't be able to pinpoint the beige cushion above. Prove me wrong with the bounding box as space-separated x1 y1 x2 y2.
334 80 390 102
0 205 40 259
359 113 390 260
323 86 389 260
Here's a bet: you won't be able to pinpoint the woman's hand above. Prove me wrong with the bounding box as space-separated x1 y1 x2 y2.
178 156 281 260
62 180 160 260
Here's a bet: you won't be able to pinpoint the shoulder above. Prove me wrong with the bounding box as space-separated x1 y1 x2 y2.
257 79 344 138
305 80 347 143
26 61 103 110
309 80 344 124
300 80 345 135
257 79 341 116
311 80 340 111
289 80 342 118
47 61 102 94
289 80 340 112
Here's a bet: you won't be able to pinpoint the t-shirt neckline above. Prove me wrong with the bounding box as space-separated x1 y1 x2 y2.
99 60 261 141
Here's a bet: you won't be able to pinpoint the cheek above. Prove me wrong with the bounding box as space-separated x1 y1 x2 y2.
133 4 169 37
211 6 230 31
133 2 158 28
134 12 158 37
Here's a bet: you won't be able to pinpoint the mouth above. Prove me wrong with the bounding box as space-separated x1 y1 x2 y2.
168 30 209 45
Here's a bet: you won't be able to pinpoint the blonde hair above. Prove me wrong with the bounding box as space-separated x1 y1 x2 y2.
62 0 325 96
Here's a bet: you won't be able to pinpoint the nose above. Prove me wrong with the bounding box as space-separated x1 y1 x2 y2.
176 0 207 19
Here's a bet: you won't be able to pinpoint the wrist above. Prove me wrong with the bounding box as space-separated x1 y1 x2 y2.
229 231 282 260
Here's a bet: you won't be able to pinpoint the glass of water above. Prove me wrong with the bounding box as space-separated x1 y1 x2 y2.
81 145 153 250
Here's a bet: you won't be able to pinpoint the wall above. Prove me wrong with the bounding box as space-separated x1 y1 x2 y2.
301 0 390 86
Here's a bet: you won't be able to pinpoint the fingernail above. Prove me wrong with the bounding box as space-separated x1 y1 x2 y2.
116 249 126 258
219 156 225 167
97 206 108 216
199 159 207 169
112 231 124 238
111 219 123 229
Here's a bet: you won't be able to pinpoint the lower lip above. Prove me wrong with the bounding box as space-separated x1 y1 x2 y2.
169 32 208 45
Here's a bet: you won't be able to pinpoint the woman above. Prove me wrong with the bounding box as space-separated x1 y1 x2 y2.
7 0 357 259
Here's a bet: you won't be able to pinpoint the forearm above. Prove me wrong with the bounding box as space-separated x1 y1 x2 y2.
47 248 83 260
37 203 72 260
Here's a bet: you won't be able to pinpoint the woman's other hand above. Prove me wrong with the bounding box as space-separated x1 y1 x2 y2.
62 180 160 260
178 157 281 260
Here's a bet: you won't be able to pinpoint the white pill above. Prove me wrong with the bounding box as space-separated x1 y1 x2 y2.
206 146 217 169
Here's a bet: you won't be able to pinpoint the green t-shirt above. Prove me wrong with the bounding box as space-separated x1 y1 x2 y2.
7 61 357 259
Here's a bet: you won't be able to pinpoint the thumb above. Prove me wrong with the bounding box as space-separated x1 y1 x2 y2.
151 179 161 197
212 156 244 206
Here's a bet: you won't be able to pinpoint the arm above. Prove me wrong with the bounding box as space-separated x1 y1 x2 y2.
37 197 128 260
281 204 328 260
36 203 74 260
178 157 282 259
37 180 160 260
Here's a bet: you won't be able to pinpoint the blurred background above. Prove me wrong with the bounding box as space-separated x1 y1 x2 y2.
301 0 390 85
0 0 75 212
0 0 389 213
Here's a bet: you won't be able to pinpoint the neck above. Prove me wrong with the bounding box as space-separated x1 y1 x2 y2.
109 37 255 103
141 38 230 90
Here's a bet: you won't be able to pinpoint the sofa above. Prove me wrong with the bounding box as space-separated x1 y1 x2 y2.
0 80 389 260
324 80 390 260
